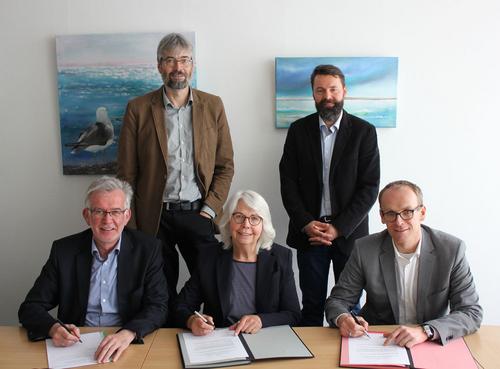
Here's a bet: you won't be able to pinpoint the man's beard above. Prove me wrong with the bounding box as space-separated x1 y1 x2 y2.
316 98 344 123
163 71 190 89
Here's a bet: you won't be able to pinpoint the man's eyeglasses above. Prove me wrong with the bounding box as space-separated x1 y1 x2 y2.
232 212 262 226
89 208 128 219
160 56 193 66
380 205 423 222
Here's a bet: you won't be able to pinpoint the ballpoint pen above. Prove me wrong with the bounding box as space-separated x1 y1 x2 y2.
55 318 83 343
350 312 370 339
194 311 215 326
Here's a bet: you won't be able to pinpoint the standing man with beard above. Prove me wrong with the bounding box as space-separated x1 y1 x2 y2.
279 64 380 326
117 33 234 320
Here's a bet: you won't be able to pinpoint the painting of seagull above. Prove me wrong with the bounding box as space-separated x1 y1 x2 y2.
65 106 114 154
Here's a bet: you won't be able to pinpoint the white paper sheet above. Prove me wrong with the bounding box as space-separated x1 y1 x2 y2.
46 331 106 369
183 328 249 365
348 332 410 365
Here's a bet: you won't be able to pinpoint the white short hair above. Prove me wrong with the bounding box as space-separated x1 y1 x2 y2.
219 190 276 252
85 176 133 209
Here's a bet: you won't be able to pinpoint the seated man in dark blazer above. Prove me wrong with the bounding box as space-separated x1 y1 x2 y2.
325 180 482 347
18 176 168 363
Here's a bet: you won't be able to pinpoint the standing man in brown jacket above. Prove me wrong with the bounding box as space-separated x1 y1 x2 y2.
117 33 234 318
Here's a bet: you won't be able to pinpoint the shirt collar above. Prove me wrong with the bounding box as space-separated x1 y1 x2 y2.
318 110 342 132
162 86 193 108
392 234 422 260
91 235 122 260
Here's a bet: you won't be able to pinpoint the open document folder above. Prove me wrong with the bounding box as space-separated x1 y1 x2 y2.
46 331 108 369
177 325 313 368
340 331 478 369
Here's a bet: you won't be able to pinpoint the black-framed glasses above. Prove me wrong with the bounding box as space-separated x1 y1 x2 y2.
380 205 423 222
160 56 193 66
231 212 262 226
89 208 128 219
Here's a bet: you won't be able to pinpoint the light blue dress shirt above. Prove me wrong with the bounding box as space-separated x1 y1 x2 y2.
319 111 342 217
162 88 215 218
85 238 122 327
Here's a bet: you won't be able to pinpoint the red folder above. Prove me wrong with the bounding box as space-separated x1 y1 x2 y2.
340 332 478 369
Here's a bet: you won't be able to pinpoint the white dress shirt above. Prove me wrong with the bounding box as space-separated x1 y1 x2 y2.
393 238 421 324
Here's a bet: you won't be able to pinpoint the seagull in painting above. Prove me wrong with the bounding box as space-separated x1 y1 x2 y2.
65 107 115 154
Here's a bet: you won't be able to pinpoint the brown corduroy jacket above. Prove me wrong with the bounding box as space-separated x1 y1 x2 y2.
117 87 234 236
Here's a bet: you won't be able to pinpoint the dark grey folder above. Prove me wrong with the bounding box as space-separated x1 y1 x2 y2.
177 325 313 368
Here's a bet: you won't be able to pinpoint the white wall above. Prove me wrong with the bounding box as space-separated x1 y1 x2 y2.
1 0 499 325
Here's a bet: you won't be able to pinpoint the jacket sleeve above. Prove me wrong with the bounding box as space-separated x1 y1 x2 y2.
279 123 316 231
324 243 365 326
331 124 380 239
121 241 169 339
117 101 139 229
18 243 61 341
425 240 483 345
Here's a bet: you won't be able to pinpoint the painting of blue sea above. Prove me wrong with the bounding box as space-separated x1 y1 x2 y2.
275 57 398 129
56 32 196 174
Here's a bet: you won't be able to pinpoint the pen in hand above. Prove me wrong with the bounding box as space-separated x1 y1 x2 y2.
194 311 215 326
55 318 83 343
350 312 370 339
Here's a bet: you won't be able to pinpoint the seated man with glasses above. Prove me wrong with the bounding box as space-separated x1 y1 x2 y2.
19 176 168 363
173 190 301 336
325 180 482 347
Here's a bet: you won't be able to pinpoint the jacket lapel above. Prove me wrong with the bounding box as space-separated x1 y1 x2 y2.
216 249 233 320
75 230 93 324
192 90 205 189
117 231 133 317
151 87 169 167
379 234 399 322
255 249 276 312
305 114 323 184
416 227 435 323
330 111 351 173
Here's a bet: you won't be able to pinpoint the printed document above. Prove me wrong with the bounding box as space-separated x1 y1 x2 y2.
46 331 106 369
347 332 410 366
183 328 249 365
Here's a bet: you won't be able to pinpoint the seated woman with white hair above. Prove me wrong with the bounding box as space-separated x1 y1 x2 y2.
173 190 301 336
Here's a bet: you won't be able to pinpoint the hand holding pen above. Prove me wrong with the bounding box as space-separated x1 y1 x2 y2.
350 312 370 339
48 319 82 347
189 311 215 336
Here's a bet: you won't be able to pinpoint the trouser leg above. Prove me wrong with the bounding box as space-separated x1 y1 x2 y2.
157 211 180 314
174 211 219 275
297 246 332 326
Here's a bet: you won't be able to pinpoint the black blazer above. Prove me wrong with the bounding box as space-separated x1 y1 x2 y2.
18 228 168 341
279 111 380 254
173 243 301 328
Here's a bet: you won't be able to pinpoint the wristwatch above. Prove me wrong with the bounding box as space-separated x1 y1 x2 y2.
422 324 434 340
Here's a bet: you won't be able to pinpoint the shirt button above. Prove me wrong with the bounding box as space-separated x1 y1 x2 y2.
103 280 106 284
102 299 106 302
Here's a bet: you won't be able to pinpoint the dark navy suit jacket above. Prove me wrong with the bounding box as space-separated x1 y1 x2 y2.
280 111 380 255
18 228 168 341
173 243 301 328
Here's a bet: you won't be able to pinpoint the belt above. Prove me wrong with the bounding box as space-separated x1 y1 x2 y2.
319 215 333 223
163 200 202 211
